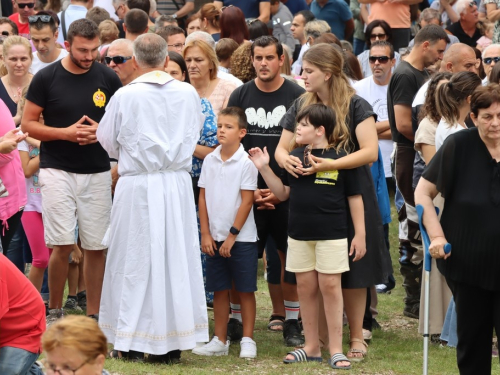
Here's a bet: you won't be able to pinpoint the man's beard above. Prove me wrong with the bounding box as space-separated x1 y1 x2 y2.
69 50 95 70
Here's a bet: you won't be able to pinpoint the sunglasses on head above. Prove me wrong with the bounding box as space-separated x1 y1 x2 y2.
221 4 234 12
28 15 52 23
468 1 475 6
369 56 390 63
483 56 500 65
105 55 132 65
17 1 35 8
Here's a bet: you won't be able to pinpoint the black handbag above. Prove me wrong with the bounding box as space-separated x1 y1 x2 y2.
170 0 188 29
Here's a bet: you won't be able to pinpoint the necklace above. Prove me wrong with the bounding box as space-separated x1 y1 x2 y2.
7 77 25 104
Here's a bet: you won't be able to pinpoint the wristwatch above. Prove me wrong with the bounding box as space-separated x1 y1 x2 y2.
229 226 240 235
172 13 177 19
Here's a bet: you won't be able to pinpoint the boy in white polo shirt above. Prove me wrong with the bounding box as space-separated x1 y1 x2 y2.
194 106 259 359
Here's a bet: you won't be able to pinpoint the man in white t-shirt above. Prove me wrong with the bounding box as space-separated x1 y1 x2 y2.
29 13 69 74
353 40 395 182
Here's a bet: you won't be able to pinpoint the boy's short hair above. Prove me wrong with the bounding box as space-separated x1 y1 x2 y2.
296 103 336 138
219 107 247 129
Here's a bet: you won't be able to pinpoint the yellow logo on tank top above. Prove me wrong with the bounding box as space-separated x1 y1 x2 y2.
315 170 339 186
93 89 106 108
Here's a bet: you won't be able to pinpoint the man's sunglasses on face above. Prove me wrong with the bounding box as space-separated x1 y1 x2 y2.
17 2 35 8
105 55 132 65
369 56 390 64
483 57 500 65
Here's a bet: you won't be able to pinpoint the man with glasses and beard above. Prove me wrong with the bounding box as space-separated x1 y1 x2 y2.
22 19 122 326
28 13 68 74
8 0 35 38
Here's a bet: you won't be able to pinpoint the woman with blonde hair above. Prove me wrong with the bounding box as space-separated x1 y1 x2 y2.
200 3 221 42
42 315 111 373
98 20 119 53
0 36 32 123
183 39 237 116
275 43 392 364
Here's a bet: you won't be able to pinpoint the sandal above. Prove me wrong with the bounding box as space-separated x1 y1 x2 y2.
347 338 368 363
283 348 323 364
329 353 351 370
267 314 285 332
109 349 144 362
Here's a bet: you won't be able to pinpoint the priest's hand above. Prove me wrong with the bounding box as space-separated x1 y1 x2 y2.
76 116 99 146
220 235 236 258
201 233 217 256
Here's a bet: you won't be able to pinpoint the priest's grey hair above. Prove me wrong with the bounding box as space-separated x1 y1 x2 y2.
133 33 168 69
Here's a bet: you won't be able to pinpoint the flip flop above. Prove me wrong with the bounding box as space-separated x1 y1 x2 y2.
329 353 351 370
267 314 285 332
283 348 323 364
347 338 368 363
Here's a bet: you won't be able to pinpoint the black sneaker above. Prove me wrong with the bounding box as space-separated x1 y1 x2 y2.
88 314 99 322
63 297 82 311
227 318 243 342
283 319 305 347
372 318 381 330
147 350 181 364
77 291 87 312
403 304 420 319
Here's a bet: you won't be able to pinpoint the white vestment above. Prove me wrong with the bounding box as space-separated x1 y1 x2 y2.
96 71 209 354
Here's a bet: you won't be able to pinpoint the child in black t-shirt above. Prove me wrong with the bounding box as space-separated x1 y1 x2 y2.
249 103 366 370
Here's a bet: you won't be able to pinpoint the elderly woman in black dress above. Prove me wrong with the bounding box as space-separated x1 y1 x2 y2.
415 84 500 375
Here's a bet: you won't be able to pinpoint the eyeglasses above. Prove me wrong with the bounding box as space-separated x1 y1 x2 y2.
114 3 124 16
304 144 312 167
370 33 386 41
104 55 132 65
42 358 90 375
167 43 184 50
28 15 52 23
369 55 390 63
483 56 500 65
16 1 35 8
468 1 475 6
221 4 234 12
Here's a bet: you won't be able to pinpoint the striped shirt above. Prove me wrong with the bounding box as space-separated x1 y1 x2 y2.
157 0 193 15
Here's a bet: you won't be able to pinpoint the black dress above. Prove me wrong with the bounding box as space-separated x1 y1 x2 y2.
279 95 393 288
0 80 18 116
422 128 500 291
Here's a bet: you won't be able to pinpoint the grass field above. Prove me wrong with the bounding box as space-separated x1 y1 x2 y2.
67 204 500 374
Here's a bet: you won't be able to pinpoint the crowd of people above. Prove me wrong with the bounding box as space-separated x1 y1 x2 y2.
0 0 499 374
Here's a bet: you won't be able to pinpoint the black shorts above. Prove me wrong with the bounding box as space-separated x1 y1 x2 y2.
254 201 289 255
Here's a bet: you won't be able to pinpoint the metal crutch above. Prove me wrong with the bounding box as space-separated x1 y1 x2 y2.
416 204 451 375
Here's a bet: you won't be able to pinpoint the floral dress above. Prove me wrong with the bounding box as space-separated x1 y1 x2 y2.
192 98 218 304
485 0 500 43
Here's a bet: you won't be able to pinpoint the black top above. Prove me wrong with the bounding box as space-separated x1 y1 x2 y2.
282 147 361 240
423 128 500 291
0 80 18 116
26 61 122 174
388 61 429 145
228 79 304 188
446 22 482 47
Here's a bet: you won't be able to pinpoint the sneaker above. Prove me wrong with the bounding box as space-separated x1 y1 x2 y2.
403 304 420 319
77 291 87 311
46 308 64 328
192 336 229 356
376 283 394 294
283 319 305 347
239 337 257 359
227 318 243 342
63 297 82 311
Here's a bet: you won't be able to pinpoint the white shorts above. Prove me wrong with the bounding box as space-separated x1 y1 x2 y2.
286 237 350 274
39 168 111 250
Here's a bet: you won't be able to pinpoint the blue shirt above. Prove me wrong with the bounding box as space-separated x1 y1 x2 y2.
283 0 309 15
370 148 391 226
219 0 269 19
310 0 352 40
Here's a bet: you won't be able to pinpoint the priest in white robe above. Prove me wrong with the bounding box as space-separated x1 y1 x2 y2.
96 33 209 359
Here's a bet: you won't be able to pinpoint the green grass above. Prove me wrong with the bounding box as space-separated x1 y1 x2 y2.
65 203 500 374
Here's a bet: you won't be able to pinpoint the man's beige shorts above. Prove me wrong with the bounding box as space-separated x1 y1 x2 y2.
286 237 350 274
39 168 111 250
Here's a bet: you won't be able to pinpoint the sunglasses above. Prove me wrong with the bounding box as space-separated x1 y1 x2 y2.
369 56 390 63
17 1 35 8
483 56 500 65
104 55 132 65
370 33 386 40
28 15 52 23
304 144 312 168
221 4 234 12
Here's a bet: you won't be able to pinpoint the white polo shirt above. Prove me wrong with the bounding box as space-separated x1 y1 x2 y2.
198 144 258 242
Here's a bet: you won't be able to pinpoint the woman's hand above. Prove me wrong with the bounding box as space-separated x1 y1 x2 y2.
283 154 303 178
350 234 366 262
298 154 337 175
248 147 270 170
429 236 451 260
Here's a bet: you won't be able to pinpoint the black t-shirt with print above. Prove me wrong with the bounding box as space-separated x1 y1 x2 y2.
228 78 305 188
27 61 122 174
282 147 361 241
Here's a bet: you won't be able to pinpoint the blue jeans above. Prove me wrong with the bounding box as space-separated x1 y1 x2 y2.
6 225 27 273
0 346 42 375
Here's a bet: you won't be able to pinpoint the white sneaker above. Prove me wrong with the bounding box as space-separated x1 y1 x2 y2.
192 336 229 356
239 337 257 359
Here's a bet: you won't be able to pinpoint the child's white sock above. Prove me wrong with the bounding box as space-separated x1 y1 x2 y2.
284 300 300 320
230 303 242 322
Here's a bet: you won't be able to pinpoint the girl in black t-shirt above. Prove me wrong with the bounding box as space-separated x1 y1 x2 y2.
249 103 365 370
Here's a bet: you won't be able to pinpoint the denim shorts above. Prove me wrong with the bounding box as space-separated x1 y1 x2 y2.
206 241 258 293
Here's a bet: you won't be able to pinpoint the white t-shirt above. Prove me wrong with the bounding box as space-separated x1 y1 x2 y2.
412 79 430 107
435 118 467 151
57 4 88 45
30 49 68 74
198 144 258 242
17 140 42 213
217 68 243 87
292 43 309 76
353 76 393 177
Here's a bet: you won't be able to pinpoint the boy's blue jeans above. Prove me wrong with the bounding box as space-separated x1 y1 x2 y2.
0 346 42 375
